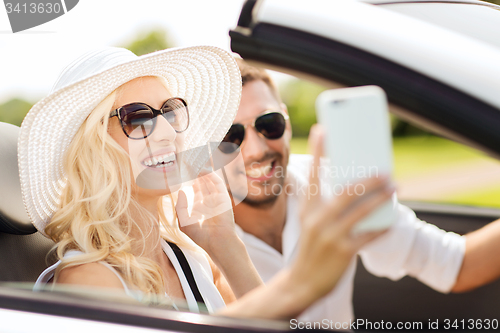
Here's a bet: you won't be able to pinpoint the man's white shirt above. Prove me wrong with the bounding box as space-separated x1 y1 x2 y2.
235 154 465 324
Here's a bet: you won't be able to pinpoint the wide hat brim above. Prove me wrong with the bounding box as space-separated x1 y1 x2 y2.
18 46 241 236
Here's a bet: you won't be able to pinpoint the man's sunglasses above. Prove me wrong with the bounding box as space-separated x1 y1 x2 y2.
220 111 289 154
109 97 189 139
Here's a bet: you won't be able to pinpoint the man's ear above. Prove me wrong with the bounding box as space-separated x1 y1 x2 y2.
280 102 288 115
281 103 292 136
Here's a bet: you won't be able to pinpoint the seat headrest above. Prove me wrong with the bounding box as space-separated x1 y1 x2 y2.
0 122 36 234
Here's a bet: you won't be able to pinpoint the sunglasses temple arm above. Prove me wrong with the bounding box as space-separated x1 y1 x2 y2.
109 109 119 118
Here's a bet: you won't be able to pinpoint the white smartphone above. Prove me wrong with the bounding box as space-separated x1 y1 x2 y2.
315 85 397 233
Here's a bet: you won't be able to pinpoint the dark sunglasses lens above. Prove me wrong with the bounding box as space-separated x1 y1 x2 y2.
161 98 189 132
255 113 286 139
220 124 245 153
119 104 155 139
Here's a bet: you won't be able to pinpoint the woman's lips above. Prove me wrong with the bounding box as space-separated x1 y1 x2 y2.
141 151 179 173
143 151 175 166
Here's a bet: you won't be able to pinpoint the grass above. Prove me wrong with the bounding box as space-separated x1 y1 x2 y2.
391 136 493 180
290 137 309 155
290 136 500 208
447 186 500 208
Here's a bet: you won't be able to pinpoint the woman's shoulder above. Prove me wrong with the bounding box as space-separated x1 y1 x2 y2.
57 262 125 290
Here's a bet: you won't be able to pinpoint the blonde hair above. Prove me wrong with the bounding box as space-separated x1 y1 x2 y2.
46 77 199 296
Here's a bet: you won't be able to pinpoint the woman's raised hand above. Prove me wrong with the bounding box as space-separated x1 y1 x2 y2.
176 171 235 255
177 171 264 299
291 125 394 302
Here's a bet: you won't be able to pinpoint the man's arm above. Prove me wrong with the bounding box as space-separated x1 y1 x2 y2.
451 218 500 292
358 204 465 293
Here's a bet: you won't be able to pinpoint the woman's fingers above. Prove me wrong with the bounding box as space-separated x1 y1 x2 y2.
196 172 225 197
325 176 390 220
209 171 229 194
197 176 211 197
175 190 192 227
309 177 393 240
305 125 325 210
335 181 395 235
192 180 203 202
203 172 220 195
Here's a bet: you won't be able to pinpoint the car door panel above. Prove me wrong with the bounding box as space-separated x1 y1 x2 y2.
354 204 500 321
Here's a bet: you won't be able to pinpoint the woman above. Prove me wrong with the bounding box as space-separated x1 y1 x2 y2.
20 46 392 319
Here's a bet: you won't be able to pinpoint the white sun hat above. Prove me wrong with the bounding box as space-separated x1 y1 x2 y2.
18 46 241 236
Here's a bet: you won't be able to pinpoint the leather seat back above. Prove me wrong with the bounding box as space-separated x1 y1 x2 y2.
0 122 54 282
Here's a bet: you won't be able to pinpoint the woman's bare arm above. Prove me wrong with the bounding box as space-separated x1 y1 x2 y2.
178 175 264 299
207 255 237 304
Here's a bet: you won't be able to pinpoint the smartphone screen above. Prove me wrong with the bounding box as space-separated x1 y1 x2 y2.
315 86 397 233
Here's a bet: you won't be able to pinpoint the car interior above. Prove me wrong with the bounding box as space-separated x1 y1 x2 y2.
0 122 54 282
354 204 500 321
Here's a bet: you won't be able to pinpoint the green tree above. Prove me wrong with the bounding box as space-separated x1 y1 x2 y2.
0 98 33 126
280 79 325 137
279 79 432 138
122 28 173 56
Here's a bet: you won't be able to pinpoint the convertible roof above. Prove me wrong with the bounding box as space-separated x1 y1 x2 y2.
251 0 500 111
362 0 499 7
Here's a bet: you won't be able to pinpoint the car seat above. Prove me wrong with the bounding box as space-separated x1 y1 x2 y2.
0 122 54 282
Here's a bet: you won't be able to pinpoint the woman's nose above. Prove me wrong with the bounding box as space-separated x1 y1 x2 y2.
150 114 177 143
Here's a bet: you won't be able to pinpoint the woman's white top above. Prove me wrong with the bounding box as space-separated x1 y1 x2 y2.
33 239 226 314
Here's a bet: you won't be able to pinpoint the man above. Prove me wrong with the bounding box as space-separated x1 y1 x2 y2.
224 59 500 324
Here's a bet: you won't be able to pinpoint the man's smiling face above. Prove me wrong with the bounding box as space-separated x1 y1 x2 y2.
227 79 292 207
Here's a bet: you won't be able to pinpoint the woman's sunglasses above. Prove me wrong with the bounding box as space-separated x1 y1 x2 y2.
109 97 189 139
220 111 289 154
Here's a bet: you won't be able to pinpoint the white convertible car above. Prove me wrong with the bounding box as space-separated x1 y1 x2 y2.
1 0 500 331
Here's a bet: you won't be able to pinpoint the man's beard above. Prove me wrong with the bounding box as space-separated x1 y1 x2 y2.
241 168 286 209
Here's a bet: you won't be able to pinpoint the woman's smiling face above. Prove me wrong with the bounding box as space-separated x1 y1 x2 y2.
108 76 185 196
